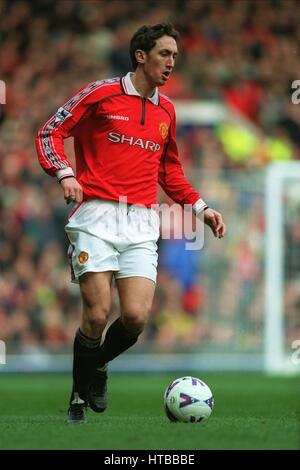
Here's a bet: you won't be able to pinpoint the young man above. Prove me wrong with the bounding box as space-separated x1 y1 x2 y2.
36 23 226 424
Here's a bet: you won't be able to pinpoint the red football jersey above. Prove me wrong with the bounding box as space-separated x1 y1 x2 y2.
36 73 201 208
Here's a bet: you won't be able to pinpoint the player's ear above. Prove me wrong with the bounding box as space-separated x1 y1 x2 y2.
135 49 147 66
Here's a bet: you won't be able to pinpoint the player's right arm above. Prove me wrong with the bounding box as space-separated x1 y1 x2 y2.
60 176 83 205
35 81 107 203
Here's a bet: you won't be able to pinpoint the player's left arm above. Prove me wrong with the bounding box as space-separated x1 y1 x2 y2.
158 112 226 238
203 207 226 239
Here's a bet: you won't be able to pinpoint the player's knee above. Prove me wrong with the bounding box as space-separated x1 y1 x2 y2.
87 314 107 332
84 305 110 332
122 308 149 335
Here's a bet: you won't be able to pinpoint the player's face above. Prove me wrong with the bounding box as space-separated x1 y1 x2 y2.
144 35 178 87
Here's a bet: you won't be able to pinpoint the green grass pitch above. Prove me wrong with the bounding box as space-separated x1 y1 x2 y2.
0 372 299 450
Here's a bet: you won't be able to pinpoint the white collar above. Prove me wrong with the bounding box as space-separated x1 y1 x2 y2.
122 72 159 105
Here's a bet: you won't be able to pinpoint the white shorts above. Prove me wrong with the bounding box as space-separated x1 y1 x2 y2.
65 199 160 284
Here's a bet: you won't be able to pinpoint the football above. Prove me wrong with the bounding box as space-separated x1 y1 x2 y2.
164 376 214 423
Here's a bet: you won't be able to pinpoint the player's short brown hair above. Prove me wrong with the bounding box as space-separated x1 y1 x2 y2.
130 23 180 70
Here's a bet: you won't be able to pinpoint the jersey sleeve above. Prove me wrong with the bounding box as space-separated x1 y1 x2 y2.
35 82 104 177
158 111 201 207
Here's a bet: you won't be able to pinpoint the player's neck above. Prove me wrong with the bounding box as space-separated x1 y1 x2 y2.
131 71 156 99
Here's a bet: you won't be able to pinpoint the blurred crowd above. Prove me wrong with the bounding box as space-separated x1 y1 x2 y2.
1 0 300 355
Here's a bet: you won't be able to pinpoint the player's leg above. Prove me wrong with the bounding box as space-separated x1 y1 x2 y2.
94 238 157 367
86 204 159 413
87 276 156 413
97 276 156 364
67 271 113 423
65 200 120 421
87 237 158 413
117 276 156 336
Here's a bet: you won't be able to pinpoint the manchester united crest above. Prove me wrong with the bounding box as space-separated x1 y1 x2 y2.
159 122 169 139
78 251 89 265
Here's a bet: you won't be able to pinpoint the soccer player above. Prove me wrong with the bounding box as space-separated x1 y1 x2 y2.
36 23 226 424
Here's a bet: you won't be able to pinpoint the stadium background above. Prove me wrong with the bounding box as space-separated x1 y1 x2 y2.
0 0 299 450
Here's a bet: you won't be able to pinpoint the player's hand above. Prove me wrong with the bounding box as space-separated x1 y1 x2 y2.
60 177 83 204
203 208 226 239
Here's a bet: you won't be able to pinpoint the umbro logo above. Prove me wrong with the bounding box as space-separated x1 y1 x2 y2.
103 114 129 121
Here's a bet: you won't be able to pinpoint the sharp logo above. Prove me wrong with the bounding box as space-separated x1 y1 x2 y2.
108 132 161 151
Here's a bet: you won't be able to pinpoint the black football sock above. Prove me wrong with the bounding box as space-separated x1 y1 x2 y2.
96 317 139 368
70 328 101 403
